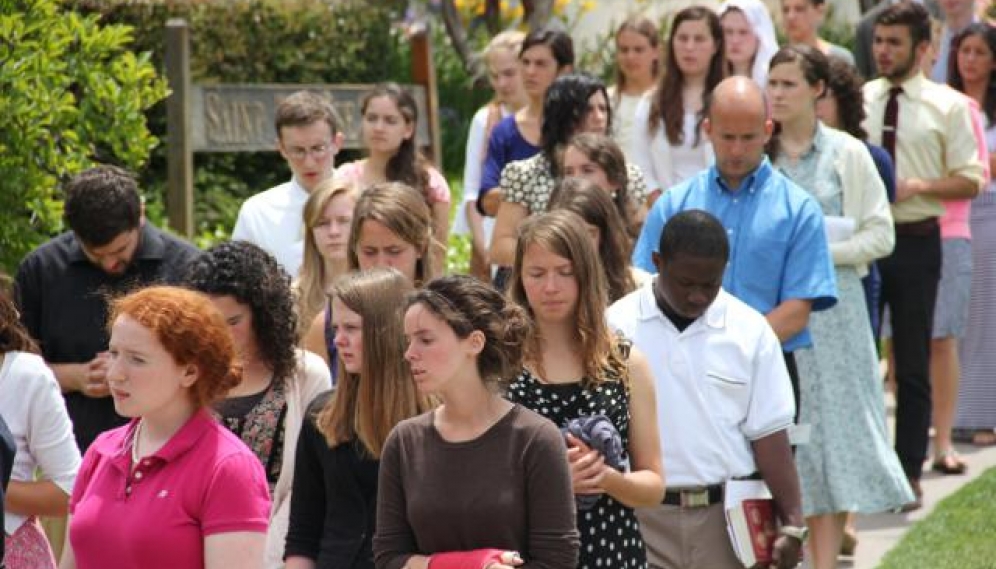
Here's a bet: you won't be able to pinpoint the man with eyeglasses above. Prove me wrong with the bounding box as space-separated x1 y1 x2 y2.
13 166 201 452
232 91 344 276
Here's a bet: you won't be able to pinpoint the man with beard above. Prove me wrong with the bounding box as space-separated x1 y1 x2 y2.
13 166 200 451
862 1 984 510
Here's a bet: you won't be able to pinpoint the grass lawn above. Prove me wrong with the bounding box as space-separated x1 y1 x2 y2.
877 466 996 569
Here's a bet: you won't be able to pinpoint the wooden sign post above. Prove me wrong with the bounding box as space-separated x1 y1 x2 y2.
165 19 194 237
164 18 441 238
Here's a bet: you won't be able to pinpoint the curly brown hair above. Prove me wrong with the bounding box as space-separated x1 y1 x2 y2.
823 57 869 141
185 241 299 386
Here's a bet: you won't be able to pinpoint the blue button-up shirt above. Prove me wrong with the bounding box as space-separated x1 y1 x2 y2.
632 158 837 352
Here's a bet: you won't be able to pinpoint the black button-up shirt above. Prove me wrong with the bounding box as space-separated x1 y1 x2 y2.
13 223 200 451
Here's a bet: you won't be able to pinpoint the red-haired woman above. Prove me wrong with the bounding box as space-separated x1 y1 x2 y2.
59 286 271 569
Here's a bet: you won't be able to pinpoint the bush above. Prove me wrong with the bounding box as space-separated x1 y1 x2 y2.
0 0 167 273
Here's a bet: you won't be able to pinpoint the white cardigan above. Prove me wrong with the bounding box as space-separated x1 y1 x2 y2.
0 351 81 534
264 349 331 569
828 128 895 275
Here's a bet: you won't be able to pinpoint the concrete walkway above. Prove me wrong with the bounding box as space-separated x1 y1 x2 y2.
838 394 996 569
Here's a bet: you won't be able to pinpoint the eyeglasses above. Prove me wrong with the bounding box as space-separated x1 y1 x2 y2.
285 143 333 161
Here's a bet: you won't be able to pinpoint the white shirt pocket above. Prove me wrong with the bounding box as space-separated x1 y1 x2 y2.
704 370 750 426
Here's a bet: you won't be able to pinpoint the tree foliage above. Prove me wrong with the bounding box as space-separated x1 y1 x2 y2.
0 0 167 273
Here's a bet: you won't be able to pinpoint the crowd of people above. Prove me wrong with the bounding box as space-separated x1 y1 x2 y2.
1 1 994 568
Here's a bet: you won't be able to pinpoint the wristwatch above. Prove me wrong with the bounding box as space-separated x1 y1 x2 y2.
779 525 810 543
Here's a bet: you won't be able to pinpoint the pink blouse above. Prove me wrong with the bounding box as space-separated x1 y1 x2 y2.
334 160 451 204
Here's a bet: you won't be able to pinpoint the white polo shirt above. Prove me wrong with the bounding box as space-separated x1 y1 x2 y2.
607 283 795 487
231 177 310 277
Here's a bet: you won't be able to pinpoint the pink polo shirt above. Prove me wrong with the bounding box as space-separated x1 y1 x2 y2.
68 410 271 569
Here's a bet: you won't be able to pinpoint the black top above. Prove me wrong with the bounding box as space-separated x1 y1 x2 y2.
13 223 200 451
507 370 646 569
285 392 379 569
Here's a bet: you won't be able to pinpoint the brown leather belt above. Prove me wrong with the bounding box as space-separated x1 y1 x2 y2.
894 217 939 236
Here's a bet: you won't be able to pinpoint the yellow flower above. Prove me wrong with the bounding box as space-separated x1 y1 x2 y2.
455 0 486 17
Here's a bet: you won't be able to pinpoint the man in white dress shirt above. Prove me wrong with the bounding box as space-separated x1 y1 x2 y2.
232 91 343 277
608 210 806 569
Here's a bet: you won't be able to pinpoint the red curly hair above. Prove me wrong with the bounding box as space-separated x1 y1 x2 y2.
108 286 241 408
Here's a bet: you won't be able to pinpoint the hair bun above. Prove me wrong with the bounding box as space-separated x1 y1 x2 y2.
498 302 532 352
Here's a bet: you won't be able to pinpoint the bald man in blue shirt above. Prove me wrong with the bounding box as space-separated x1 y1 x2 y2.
633 77 837 415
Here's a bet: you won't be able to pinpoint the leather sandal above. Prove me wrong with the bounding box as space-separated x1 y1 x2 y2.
931 449 967 475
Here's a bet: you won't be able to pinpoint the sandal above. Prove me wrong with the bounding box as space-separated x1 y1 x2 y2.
840 528 858 556
972 429 996 447
931 449 967 475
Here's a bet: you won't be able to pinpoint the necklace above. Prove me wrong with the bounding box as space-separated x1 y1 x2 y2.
130 420 143 465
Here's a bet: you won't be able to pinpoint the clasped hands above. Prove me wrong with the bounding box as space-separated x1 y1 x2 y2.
566 433 619 496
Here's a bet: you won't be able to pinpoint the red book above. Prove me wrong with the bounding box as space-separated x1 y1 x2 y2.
727 497 777 566
724 479 776 567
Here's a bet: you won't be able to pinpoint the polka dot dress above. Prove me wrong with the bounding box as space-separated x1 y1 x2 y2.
507 369 647 569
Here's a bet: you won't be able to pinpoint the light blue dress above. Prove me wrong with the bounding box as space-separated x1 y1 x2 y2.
777 124 913 515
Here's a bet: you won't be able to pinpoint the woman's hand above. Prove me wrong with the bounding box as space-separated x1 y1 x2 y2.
403 555 430 569
566 433 616 495
484 551 524 569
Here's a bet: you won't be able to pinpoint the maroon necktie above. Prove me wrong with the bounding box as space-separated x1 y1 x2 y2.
882 87 903 171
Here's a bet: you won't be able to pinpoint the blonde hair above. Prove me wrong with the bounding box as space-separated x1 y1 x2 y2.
295 179 359 337
315 268 432 457
484 30 526 69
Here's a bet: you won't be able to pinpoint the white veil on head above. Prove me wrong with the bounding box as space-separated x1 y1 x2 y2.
718 0 780 88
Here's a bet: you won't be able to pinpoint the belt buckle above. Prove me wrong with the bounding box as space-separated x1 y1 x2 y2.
680 488 710 508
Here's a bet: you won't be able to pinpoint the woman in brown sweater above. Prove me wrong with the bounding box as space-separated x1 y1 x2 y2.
374 275 580 569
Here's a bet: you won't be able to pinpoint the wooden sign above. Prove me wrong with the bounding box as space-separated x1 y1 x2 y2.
189 84 431 153
164 18 441 237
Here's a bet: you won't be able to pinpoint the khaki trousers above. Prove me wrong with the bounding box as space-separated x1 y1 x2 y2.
636 503 743 569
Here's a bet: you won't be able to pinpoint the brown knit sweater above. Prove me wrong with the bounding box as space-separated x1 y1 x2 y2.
373 404 580 569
